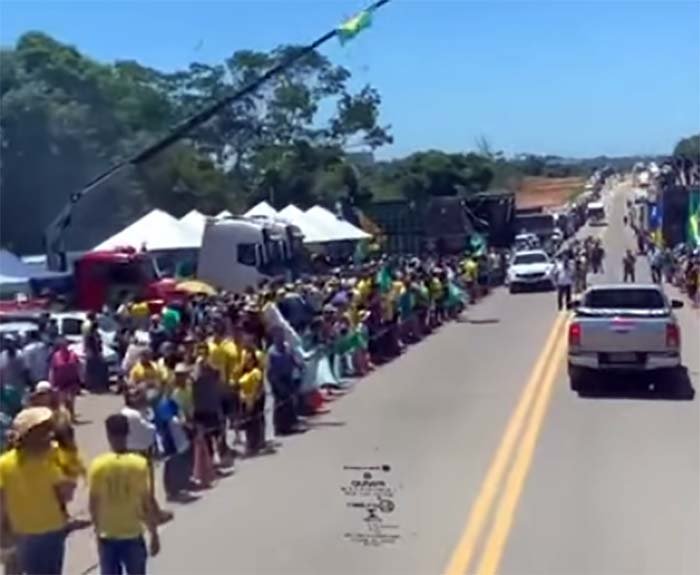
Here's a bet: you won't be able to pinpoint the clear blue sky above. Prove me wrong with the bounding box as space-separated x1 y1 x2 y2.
1 0 699 159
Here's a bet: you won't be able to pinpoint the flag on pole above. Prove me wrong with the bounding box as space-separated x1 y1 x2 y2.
337 10 373 44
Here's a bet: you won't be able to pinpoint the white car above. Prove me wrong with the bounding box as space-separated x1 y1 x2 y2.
52 312 121 377
507 250 556 293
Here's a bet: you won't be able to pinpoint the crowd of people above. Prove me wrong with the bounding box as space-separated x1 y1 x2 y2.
0 252 506 575
629 217 700 306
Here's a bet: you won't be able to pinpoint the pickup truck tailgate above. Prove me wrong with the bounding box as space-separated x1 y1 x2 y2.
577 314 671 353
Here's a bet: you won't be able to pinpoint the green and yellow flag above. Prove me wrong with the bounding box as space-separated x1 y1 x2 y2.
337 10 373 44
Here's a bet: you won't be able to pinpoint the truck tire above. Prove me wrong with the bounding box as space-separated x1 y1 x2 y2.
509 284 519 294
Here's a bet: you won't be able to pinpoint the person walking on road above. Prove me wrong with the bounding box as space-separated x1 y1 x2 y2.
553 257 574 310
0 407 75 575
650 247 663 284
49 337 82 421
89 413 160 575
623 249 637 283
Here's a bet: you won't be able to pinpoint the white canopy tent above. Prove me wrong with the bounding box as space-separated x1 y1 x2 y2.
244 201 277 218
94 209 201 251
305 206 371 241
216 210 234 219
0 249 33 296
278 205 329 244
180 209 208 239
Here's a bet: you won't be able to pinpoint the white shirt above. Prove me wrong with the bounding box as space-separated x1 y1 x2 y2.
554 262 573 286
120 405 156 452
22 341 50 383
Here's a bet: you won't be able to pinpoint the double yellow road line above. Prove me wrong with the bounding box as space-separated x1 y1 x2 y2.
443 311 570 575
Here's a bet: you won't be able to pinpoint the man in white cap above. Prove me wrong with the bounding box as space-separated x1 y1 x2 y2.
0 407 75 574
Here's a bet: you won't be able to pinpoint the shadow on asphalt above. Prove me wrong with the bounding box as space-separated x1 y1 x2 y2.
459 317 501 325
306 420 347 428
576 368 696 401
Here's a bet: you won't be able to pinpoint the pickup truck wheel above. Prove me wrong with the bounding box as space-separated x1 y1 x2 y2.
509 284 519 294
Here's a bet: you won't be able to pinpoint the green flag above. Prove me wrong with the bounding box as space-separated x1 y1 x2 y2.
376 264 392 293
688 187 700 248
353 239 368 264
337 10 373 44
470 233 487 256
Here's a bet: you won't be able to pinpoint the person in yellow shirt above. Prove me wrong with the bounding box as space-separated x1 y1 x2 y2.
207 327 230 383
238 351 265 455
208 324 238 458
171 364 194 422
157 342 179 395
0 407 75 575
89 413 160 575
129 349 163 396
462 256 479 304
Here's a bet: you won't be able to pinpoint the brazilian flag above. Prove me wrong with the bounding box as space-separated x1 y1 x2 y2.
337 10 373 44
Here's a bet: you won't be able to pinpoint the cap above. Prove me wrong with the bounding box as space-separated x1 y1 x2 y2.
34 381 53 394
174 363 190 375
12 407 53 439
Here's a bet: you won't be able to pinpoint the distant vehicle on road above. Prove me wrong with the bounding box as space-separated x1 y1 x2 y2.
567 284 684 392
586 201 606 226
513 233 540 252
52 312 120 378
514 213 556 243
506 250 555 293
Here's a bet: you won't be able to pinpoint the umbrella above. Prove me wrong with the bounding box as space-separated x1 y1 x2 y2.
176 279 217 296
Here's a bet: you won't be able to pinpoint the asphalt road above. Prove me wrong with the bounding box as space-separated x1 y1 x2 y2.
497 185 700 575
65 179 699 575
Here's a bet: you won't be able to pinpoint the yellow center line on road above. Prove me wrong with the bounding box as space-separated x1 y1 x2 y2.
442 311 569 575
475 333 568 575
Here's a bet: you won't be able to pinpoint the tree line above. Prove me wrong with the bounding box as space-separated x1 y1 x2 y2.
1 32 634 255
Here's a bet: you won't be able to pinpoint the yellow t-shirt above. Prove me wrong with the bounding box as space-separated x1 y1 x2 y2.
239 367 263 409
223 339 240 385
55 445 87 480
208 339 230 383
430 278 443 300
463 259 478 282
129 361 162 388
172 384 193 420
88 452 150 540
356 279 371 303
157 359 175 394
233 347 263 383
129 302 150 319
0 447 67 535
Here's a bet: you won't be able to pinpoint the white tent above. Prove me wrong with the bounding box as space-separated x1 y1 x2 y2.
278 205 329 244
180 209 208 239
94 209 200 251
216 210 234 219
244 201 277 218
0 249 32 295
305 206 371 241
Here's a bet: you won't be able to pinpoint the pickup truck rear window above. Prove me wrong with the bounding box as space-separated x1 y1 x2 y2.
583 289 665 310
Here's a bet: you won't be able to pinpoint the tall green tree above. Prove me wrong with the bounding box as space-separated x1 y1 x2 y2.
673 134 700 160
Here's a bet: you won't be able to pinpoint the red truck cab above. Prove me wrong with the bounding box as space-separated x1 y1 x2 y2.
73 247 181 312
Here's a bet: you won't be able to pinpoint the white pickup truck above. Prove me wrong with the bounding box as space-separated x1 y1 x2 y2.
567 284 684 391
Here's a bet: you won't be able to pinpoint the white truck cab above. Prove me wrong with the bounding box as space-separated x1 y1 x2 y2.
197 216 304 293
